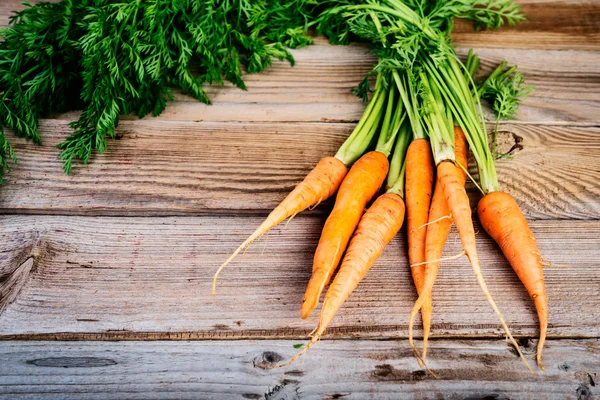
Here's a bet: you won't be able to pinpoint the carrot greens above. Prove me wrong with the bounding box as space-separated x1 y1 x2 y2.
0 0 317 181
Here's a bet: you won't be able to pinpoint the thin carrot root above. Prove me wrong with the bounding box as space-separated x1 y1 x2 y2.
537 254 569 268
308 199 323 211
437 161 533 373
417 215 451 230
212 156 347 295
261 231 270 255
264 333 321 370
409 340 438 378
284 213 299 228
410 251 465 268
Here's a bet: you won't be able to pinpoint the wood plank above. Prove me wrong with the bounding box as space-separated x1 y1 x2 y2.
44 46 600 124
0 339 597 399
453 0 600 50
0 216 598 339
461 48 600 123
1 121 598 219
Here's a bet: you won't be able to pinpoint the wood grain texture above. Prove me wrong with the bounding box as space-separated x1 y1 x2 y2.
0 215 598 339
40 46 600 124
1 121 598 219
1 3 599 125
0 339 597 400
452 1 600 50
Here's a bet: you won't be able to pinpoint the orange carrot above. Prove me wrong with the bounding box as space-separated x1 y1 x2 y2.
404 137 434 356
300 151 389 319
279 192 406 367
478 191 548 369
417 127 468 360
409 160 532 373
212 156 347 294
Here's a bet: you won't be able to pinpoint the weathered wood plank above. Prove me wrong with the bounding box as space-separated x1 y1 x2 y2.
1 121 598 219
43 46 600 124
0 216 598 339
452 1 600 50
0 339 597 399
462 48 600 123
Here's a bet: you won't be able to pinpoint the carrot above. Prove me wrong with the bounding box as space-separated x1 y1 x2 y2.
416 126 468 361
279 192 406 367
412 69 532 372
478 191 548 369
404 137 434 357
300 150 389 319
300 75 407 319
212 156 347 294
213 73 390 295
407 160 531 372
270 117 412 368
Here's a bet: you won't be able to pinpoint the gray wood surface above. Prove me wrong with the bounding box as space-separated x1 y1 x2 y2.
0 0 599 398
0 340 597 400
1 215 598 339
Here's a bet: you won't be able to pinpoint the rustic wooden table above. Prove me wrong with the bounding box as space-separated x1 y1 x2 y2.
0 1 599 399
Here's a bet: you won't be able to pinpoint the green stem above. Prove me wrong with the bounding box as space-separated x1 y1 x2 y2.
386 118 410 197
492 114 500 160
376 86 405 157
392 70 424 139
335 73 388 166
477 61 507 98
376 86 396 150
420 71 454 164
465 49 480 80
422 54 499 193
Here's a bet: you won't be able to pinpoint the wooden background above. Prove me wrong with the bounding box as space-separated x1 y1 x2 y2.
0 1 599 399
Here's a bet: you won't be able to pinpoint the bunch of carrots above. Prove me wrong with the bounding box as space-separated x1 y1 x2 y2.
213 0 547 374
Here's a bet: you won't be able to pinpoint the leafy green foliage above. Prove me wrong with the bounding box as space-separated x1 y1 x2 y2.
479 67 533 120
317 0 526 192
0 0 316 179
0 0 527 183
417 0 526 32
0 0 82 180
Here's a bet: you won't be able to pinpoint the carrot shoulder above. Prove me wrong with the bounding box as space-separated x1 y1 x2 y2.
478 191 548 369
279 192 405 366
213 156 347 294
404 137 434 354
300 151 389 319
